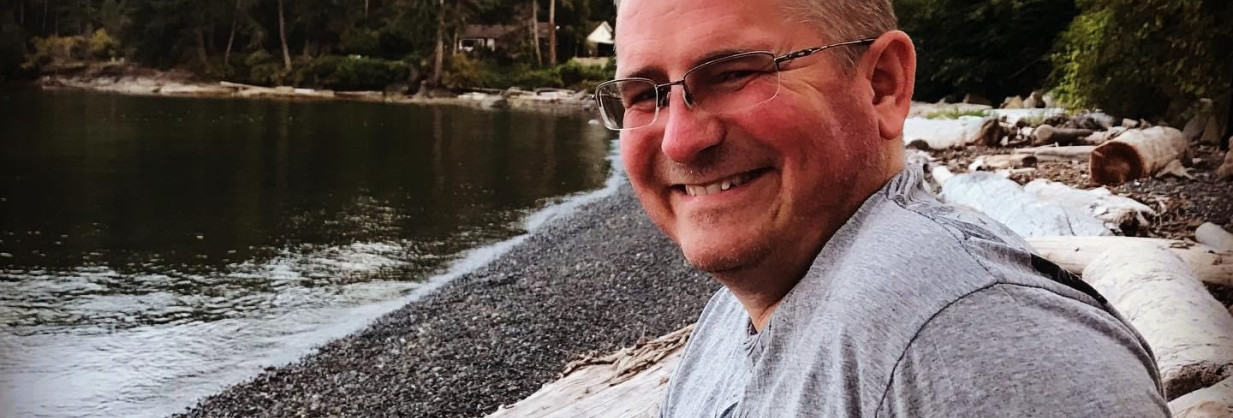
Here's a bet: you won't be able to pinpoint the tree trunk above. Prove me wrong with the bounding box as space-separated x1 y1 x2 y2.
364 0 369 18
1082 242 1233 400
531 0 542 67
1025 236 1233 288
1031 124 1094 146
1090 126 1192 186
42 0 48 33
547 0 556 66
224 0 241 67
430 0 445 85
195 26 209 68
278 0 292 72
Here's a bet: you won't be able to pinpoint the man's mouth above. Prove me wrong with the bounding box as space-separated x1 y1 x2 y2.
675 169 768 197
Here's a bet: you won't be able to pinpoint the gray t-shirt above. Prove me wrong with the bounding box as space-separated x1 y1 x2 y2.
661 165 1168 417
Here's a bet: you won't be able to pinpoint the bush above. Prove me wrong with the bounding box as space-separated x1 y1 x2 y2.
1049 0 1233 122
894 0 1077 103
295 55 411 90
87 29 120 59
23 35 85 71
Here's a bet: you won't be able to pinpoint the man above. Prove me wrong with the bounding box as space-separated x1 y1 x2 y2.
594 0 1169 416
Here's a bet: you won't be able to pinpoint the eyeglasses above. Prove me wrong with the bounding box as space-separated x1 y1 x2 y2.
594 38 876 131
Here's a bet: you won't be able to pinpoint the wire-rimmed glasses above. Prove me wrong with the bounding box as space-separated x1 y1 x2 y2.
594 38 876 131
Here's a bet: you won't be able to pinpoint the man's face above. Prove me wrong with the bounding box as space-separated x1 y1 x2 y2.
615 0 887 276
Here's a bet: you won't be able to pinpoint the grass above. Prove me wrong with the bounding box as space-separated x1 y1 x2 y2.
925 106 993 120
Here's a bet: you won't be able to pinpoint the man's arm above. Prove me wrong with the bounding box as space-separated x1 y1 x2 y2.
877 284 1169 417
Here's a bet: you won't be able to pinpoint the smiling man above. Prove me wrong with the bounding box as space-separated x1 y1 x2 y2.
596 0 1169 417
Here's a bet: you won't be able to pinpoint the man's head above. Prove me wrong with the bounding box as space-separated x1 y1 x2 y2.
611 0 916 290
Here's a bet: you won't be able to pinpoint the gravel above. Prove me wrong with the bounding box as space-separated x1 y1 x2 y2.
176 184 717 418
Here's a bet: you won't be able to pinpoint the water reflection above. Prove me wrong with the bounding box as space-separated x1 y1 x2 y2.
0 88 613 417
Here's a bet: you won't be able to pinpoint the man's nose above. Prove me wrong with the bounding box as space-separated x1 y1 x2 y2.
660 85 722 164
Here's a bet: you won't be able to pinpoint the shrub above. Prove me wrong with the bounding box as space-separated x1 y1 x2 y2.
1049 0 1233 122
87 29 120 59
295 55 410 90
24 35 85 71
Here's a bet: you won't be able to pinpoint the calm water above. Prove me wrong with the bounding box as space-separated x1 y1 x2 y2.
0 88 615 417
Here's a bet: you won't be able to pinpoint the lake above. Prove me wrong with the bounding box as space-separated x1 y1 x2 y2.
0 88 615 417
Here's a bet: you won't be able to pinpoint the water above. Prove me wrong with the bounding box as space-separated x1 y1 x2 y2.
0 88 615 417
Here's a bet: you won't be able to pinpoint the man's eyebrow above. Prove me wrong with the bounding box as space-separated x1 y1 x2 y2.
620 48 759 80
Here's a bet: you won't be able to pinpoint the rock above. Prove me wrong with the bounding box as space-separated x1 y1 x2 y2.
1217 148 1233 181
1002 95 1025 109
1072 112 1115 131
1042 92 1058 108
1023 91 1045 109
1123 118 1140 128
963 93 992 106
1202 116 1224 145
1184 99 1216 140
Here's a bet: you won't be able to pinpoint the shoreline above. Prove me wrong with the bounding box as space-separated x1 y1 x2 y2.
28 63 596 116
176 170 717 417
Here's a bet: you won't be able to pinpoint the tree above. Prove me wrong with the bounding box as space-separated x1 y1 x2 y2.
894 0 1077 103
277 0 291 71
1050 0 1233 122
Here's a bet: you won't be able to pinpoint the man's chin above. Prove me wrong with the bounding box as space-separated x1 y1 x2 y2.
679 242 767 274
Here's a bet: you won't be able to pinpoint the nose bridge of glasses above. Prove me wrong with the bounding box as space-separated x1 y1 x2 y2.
656 79 694 108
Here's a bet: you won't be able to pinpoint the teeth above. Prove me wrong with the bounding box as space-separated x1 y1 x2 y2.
682 173 752 197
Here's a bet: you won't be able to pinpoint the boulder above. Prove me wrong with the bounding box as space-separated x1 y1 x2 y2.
1002 95 1025 109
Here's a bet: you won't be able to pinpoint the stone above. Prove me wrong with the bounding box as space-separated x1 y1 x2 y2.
1202 116 1223 145
1003 95 1025 109
963 93 992 106
1023 91 1045 109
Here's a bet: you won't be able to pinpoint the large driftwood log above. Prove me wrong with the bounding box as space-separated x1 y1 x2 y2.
902 117 991 150
1083 242 1233 400
1090 127 1192 186
1031 124 1094 146
1026 236 1233 288
486 326 691 418
1171 376 1233 418
1198 223 1233 252
1012 145 1097 162
932 167 1112 237
1022 179 1155 235
969 154 1038 171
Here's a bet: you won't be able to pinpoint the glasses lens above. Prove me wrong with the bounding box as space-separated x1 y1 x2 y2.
595 79 659 130
685 53 780 115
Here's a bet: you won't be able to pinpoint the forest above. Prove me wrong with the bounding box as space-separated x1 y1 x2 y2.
0 0 1229 122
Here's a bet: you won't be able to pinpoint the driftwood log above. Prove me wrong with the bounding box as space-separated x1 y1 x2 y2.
932 167 1111 237
1012 145 1097 162
968 154 1038 171
1031 124 1094 146
902 117 991 150
1171 376 1233 418
487 326 691 418
1026 236 1233 288
1197 223 1233 252
1090 127 1192 186
1083 242 1233 400
1022 179 1155 235
1081 126 1129 145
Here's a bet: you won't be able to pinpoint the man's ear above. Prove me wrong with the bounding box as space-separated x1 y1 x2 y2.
860 31 916 141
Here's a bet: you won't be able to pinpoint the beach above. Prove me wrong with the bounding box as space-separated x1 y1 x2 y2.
175 182 718 417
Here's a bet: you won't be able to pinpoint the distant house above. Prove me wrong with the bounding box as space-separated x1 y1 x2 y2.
457 23 553 53
585 22 614 57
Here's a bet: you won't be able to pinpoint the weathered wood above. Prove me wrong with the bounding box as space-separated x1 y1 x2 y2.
934 169 1111 237
487 326 691 418
1083 242 1233 400
1171 376 1233 418
1217 149 1233 181
1012 145 1097 162
1026 236 1233 288
1082 126 1129 145
1197 223 1233 252
1022 179 1154 235
1032 124 1095 146
902 117 991 150
969 154 1038 171
1090 127 1193 186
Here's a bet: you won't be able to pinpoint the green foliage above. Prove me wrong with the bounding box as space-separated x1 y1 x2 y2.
443 54 613 91
1049 0 1233 122
894 0 1077 103
295 55 411 90
24 35 85 71
87 29 120 59
924 106 993 120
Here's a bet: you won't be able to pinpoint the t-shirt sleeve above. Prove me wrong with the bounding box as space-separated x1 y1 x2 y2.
876 284 1169 417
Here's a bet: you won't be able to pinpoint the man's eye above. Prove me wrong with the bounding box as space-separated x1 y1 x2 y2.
625 90 657 107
